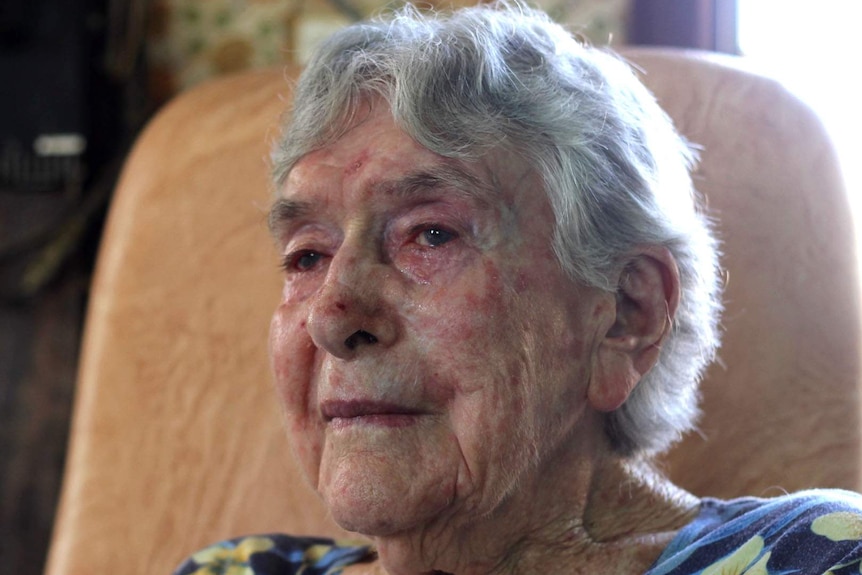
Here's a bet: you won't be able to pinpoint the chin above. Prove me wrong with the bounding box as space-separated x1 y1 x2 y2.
321 459 456 537
325 489 419 536
331 505 405 537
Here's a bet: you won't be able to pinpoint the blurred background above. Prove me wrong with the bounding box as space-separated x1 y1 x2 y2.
0 0 857 573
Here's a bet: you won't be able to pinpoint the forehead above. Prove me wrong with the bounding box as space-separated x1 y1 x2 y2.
279 105 534 207
269 105 554 249
289 112 420 182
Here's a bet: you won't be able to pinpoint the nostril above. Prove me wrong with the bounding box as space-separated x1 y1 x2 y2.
344 330 378 350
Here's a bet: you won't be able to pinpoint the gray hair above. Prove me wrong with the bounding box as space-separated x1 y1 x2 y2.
271 2 722 456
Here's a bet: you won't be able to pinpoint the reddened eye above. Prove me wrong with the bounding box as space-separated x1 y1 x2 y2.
416 227 457 247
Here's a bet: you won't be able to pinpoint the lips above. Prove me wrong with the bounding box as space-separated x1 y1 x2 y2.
321 400 425 428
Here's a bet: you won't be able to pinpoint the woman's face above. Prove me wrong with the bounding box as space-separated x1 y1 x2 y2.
269 105 610 537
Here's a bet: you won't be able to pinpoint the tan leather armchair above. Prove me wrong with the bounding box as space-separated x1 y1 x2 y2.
44 49 862 575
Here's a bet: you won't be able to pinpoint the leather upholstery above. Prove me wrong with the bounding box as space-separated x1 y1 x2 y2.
44 49 861 575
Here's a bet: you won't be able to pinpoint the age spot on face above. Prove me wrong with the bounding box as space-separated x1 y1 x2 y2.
344 149 370 177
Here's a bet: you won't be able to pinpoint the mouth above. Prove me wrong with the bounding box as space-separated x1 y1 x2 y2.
321 400 425 429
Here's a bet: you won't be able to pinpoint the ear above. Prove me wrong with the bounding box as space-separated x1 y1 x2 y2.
588 246 680 412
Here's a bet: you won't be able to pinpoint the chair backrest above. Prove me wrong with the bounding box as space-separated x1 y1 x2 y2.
45 48 861 575
626 49 861 495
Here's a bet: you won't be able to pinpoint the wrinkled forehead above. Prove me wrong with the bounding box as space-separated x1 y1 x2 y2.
270 106 543 239
282 101 534 197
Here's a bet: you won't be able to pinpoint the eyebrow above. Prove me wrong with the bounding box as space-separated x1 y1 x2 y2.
267 197 311 239
374 164 493 202
267 163 495 240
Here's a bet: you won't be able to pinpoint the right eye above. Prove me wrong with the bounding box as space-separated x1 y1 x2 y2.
414 226 458 248
282 250 324 272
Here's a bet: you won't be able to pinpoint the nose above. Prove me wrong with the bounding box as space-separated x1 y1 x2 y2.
306 250 399 359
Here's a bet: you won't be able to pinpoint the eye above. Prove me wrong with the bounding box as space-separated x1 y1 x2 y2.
283 250 324 272
415 227 457 248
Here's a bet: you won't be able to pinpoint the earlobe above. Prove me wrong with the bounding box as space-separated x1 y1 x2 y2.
588 344 644 412
588 247 680 412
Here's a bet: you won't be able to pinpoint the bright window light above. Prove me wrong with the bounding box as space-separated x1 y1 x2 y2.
737 0 861 236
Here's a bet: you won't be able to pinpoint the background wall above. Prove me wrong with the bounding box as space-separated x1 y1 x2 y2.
146 0 629 102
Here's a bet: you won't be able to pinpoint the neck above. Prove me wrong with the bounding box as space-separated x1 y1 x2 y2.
367 432 700 575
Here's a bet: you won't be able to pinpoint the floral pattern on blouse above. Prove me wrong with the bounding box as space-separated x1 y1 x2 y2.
175 490 862 575
646 489 862 575
174 535 374 575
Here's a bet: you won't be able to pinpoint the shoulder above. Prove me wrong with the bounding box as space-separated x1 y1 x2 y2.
172 534 375 575
649 489 862 575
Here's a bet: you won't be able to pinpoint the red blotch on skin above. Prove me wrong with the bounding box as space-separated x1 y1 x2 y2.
335 302 346 311
461 290 483 309
343 149 370 177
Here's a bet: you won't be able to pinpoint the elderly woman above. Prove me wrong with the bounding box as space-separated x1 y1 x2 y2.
176 3 862 575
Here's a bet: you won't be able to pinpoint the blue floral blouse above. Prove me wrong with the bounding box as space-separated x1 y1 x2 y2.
174 490 862 575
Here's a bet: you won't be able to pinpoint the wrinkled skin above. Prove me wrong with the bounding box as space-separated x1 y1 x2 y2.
269 103 698 575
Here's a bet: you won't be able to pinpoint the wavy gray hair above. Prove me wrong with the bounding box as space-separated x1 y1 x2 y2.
271 2 722 456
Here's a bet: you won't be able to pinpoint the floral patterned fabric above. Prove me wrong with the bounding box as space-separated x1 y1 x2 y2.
174 490 862 575
173 535 375 575
646 489 862 575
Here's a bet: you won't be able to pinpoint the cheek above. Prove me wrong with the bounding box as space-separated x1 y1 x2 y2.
411 259 508 354
269 316 315 418
407 259 524 415
270 305 309 381
280 273 321 304
269 306 324 475
270 309 317 411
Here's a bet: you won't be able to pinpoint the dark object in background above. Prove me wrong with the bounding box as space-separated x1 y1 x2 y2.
0 0 130 299
628 0 738 54
0 2 140 575
0 0 115 194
